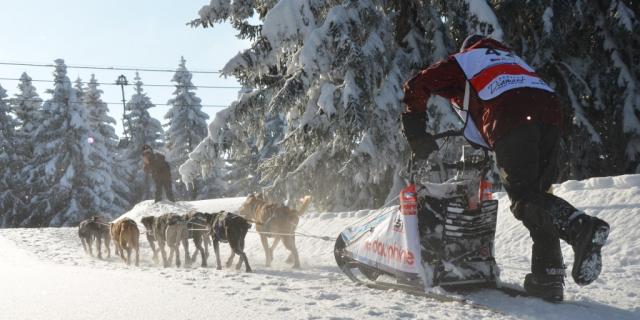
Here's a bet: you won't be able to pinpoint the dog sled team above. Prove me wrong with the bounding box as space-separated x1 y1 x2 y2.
77 194 313 272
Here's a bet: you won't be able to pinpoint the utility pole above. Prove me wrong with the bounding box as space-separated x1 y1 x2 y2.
116 75 128 139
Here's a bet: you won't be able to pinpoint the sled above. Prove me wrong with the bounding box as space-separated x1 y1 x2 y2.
335 133 501 294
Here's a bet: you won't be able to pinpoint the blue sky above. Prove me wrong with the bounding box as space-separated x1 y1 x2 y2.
0 0 250 137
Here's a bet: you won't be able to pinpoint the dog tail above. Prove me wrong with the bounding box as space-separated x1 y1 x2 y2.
296 196 312 216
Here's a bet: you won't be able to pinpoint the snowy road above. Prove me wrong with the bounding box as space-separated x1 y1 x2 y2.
1 175 640 319
0 228 500 320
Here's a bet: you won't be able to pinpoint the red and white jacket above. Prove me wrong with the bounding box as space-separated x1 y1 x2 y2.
403 38 562 148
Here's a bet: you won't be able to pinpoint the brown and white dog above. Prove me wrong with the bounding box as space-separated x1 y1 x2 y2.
165 214 190 268
238 194 311 268
142 214 190 268
110 218 140 266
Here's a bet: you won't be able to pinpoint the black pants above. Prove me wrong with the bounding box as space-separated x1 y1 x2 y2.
494 123 576 276
154 177 175 202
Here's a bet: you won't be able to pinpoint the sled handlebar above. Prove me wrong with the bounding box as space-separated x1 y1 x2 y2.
407 130 491 183
435 157 490 171
430 130 491 171
432 130 464 140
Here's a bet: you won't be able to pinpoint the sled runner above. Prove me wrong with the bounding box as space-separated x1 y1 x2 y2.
335 132 501 294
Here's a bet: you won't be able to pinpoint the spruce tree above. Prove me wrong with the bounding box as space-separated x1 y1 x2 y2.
491 0 640 179
13 72 43 156
8 73 43 226
186 1 459 209
0 84 19 226
84 74 129 215
74 77 85 101
20 59 97 226
164 57 209 200
185 0 639 209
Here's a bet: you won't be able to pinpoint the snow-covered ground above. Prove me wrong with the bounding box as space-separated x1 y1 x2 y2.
1 175 639 319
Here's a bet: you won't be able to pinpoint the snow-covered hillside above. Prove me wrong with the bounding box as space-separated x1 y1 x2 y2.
1 175 639 319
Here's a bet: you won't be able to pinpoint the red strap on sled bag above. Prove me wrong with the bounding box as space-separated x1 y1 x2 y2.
400 184 418 216
479 180 493 201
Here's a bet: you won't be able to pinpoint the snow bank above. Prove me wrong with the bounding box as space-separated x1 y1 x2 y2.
110 174 640 312
1 175 639 319
493 174 640 310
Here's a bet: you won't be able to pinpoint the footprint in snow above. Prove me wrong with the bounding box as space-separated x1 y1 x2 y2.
315 292 340 300
367 310 383 317
334 301 360 309
394 312 415 319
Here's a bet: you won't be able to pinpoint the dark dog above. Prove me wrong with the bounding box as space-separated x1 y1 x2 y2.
185 211 212 267
141 216 160 263
78 216 111 259
207 211 252 272
110 218 140 266
238 194 311 268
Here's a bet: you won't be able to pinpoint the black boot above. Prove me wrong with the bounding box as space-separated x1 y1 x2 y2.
569 215 610 286
524 273 564 302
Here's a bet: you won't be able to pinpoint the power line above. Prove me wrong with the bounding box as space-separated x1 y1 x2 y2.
0 61 222 74
11 98 228 108
0 77 242 89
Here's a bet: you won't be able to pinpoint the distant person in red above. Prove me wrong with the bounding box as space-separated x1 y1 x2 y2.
142 144 175 203
401 34 610 302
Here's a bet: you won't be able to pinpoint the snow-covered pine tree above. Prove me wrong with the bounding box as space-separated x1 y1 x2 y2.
6 73 43 226
122 72 165 204
84 74 129 215
164 57 209 200
74 77 85 101
19 59 98 226
0 84 20 227
186 0 638 209
490 0 640 179
12 73 43 161
184 0 478 210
